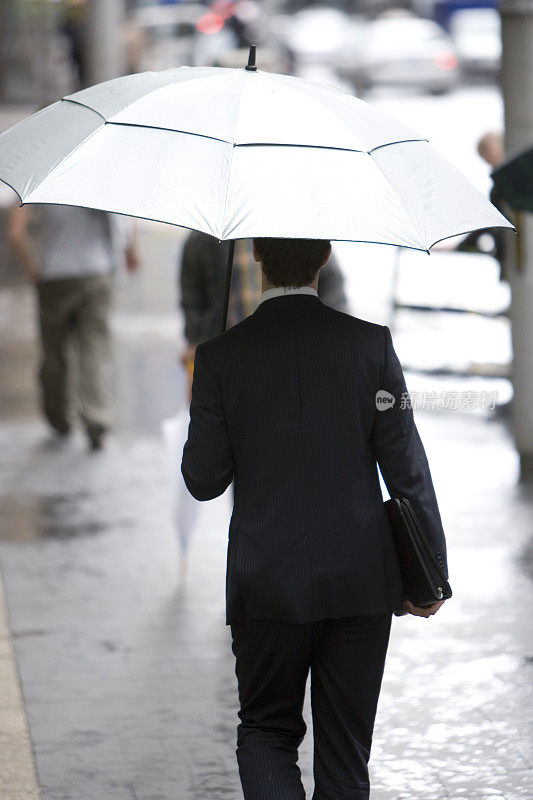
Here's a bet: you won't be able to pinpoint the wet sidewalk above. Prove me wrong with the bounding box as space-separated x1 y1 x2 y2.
0 225 532 800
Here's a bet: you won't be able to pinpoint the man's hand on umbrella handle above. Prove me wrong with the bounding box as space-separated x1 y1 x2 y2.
179 344 196 403
403 598 446 618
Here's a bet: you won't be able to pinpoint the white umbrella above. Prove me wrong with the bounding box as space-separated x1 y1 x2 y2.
0 47 512 559
0 46 512 330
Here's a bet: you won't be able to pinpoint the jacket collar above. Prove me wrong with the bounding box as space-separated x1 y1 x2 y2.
253 293 323 315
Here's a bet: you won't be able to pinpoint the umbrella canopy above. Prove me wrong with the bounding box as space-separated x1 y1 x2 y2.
492 144 533 214
0 57 512 252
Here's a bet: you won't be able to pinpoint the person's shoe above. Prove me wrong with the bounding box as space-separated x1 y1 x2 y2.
86 426 106 452
51 422 71 436
40 425 71 452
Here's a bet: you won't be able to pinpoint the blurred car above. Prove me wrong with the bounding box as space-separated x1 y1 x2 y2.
275 7 354 69
449 8 501 78
410 0 500 30
129 4 203 71
127 3 239 71
338 13 460 96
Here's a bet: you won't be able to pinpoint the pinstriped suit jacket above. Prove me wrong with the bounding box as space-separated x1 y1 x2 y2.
181 293 448 625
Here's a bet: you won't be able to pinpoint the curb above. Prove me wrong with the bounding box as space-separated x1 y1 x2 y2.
0 568 41 800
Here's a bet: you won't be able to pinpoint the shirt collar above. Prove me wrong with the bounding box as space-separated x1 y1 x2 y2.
257 285 318 307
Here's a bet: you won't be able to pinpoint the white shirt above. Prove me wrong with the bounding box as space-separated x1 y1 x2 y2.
257 285 318 307
35 205 117 281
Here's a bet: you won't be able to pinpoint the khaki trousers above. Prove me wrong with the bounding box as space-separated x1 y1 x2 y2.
36 274 113 435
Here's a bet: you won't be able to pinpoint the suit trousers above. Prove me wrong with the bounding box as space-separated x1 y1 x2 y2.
230 613 392 800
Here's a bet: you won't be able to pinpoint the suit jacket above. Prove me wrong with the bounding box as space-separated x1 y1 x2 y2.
181 293 448 625
179 232 349 345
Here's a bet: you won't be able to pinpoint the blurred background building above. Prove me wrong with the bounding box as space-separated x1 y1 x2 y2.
0 0 505 103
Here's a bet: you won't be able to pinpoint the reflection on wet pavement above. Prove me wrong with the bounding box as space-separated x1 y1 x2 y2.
0 224 531 800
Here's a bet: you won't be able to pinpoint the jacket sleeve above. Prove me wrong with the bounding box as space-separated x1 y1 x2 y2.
181 343 234 500
370 325 449 579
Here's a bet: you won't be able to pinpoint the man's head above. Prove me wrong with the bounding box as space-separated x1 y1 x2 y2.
477 132 504 168
252 238 332 288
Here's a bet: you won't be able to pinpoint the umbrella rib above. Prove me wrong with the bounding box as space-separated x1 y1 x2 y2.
368 148 428 251
327 237 427 252
60 100 428 153
62 97 107 122
236 142 366 153
369 138 429 153
0 177 22 205
62 98 233 145
220 142 237 241
13 197 221 238
429 225 514 250
21 102 105 204
15 194 440 250
236 139 427 154
219 74 250 239
108 121 232 145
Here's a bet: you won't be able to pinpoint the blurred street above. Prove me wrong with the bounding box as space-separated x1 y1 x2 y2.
1 1 533 795
0 214 532 800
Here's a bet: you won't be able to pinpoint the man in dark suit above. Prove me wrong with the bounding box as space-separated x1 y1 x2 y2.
178 232 349 401
181 238 448 800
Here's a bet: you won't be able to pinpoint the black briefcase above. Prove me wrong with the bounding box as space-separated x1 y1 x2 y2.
384 497 452 616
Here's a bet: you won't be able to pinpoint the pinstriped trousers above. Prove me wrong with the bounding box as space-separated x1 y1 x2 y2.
230 613 392 800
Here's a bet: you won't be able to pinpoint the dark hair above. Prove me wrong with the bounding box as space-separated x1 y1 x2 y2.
253 238 331 287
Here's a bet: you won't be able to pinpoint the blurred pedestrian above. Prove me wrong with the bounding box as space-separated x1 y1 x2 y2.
477 131 504 169
181 237 448 800
60 1 87 90
179 232 349 400
8 204 139 450
457 131 508 279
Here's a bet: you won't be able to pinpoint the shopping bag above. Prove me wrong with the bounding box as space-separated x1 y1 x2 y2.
161 407 199 560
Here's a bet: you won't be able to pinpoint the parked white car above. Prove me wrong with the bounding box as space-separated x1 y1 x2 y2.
338 13 460 96
277 7 355 68
449 8 501 78
127 4 237 71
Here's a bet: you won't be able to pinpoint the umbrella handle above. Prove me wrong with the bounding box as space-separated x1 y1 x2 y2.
221 239 235 334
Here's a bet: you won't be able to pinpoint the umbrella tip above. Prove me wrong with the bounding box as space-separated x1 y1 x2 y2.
245 44 257 72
